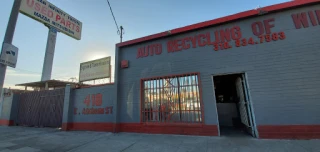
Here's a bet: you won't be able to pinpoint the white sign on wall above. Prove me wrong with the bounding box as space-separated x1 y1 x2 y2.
79 57 111 82
19 0 82 40
0 43 19 68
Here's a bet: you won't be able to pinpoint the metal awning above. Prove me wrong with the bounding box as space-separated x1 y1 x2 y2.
15 80 81 88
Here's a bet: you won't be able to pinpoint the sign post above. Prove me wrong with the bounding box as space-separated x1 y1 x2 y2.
18 0 83 81
41 26 58 81
0 0 22 98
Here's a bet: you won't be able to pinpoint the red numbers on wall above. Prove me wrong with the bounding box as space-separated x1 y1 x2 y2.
278 32 286 40
258 32 286 44
265 34 271 42
213 42 232 51
84 95 90 106
92 94 102 106
272 33 278 41
235 32 286 48
242 38 247 46
84 94 103 107
73 93 113 115
248 38 254 45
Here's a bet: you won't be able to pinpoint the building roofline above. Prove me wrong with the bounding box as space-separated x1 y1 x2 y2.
116 0 319 48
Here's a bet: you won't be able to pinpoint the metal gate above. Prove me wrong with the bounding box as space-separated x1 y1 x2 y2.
235 77 249 127
235 75 256 137
16 89 65 128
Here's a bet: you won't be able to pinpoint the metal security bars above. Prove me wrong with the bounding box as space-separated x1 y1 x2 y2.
141 73 202 123
17 89 65 128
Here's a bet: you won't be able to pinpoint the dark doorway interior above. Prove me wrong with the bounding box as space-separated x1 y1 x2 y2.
214 74 251 137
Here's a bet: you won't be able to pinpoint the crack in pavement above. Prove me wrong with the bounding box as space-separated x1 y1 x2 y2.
118 133 145 152
64 133 113 152
119 141 138 152
287 141 313 152
0 129 61 143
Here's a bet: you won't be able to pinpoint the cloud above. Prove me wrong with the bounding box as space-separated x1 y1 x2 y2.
6 69 41 77
4 69 41 89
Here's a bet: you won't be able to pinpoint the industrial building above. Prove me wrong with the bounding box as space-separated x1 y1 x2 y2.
1 0 320 139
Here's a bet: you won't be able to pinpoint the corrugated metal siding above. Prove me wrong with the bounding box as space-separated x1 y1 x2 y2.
117 5 320 125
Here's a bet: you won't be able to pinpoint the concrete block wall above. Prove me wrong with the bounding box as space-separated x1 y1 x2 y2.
116 4 320 138
62 84 116 131
0 89 19 126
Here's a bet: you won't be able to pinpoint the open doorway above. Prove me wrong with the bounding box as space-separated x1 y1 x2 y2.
213 73 255 137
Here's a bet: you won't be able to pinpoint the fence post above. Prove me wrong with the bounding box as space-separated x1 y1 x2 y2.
113 47 121 133
0 89 15 126
62 84 71 130
0 88 4 117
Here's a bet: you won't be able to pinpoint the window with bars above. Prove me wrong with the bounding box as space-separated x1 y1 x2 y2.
141 73 202 123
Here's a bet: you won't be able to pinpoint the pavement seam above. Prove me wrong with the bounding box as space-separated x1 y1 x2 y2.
118 133 145 152
8 130 64 152
206 138 208 152
119 141 138 152
3 129 61 143
173 138 184 152
64 133 112 152
286 140 312 152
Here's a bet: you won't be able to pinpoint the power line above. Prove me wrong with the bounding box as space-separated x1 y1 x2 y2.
8 67 41 75
106 0 120 33
106 0 124 42
7 67 75 79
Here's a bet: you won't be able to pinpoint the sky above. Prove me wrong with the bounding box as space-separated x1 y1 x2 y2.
0 0 290 89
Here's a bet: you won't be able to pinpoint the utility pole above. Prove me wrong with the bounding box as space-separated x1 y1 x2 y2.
0 0 22 96
119 26 124 42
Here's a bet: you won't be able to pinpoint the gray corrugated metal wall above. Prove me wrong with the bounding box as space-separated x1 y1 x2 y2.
117 4 320 126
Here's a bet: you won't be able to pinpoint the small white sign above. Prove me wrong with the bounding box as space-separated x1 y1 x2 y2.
0 43 19 68
79 57 111 82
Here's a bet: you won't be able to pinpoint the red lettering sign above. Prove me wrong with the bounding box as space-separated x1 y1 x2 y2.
74 93 113 115
92 93 102 106
83 93 103 107
219 28 231 42
263 18 275 34
77 106 113 115
291 10 320 29
137 44 162 58
251 21 264 36
251 18 275 36
84 95 90 107
56 14 61 22
231 26 242 40
133 9 318 59
308 11 318 26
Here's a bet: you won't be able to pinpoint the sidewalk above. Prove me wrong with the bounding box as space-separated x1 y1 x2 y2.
0 126 319 152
